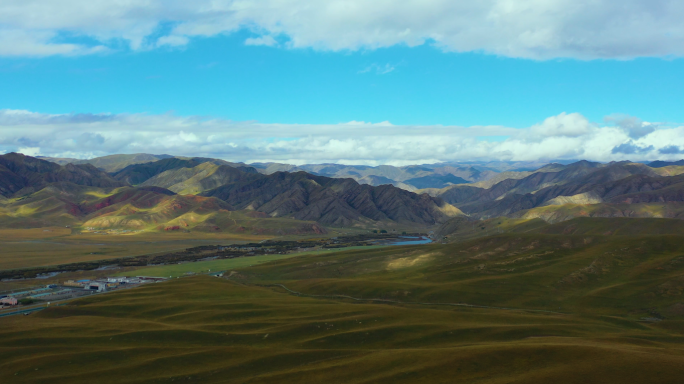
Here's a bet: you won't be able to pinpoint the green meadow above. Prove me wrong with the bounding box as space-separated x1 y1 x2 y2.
1 276 684 383
0 227 271 271
117 245 392 278
3 218 684 382
117 253 303 278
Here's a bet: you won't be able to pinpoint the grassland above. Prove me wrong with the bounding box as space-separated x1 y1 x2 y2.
4 217 684 382
0 228 271 271
118 253 304 278
117 245 391 278
1 276 684 383
436 216 549 241
237 232 684 319
536 216 684 235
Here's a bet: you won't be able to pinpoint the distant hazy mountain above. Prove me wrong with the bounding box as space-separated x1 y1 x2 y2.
38 153 175 172
251 162 502 190
403 174 469 189
648 160 684 168
39 155 565 190
355 175 416 191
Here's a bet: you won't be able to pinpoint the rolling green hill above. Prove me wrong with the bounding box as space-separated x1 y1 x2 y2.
233 230 684 319
4 232 684 382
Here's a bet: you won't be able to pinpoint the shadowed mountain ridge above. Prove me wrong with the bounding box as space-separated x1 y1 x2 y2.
0 153 126 198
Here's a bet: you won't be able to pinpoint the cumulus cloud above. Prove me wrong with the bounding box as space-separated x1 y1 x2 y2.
611 142 655 155
527 112 594 139
2 1 684 59
604 114 657 139
659 145 684 155
1 109 683 165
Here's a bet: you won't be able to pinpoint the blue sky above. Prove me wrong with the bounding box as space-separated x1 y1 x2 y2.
2 32 684 128
1 1 684 164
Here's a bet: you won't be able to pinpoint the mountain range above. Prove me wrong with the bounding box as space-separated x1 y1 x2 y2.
0 153 460 232
426 160 684 219
7 152 684 235
430 160 684 239
36 153 175 173
38 153 551 191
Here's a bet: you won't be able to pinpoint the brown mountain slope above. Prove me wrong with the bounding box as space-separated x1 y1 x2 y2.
434 161 663 218
482 172 684 222
202 171 462 227
425 162 593 207
0 155 463 229
512 202 684 223
80 188 234 230
255 162 505 190
0 153 126 197
0 183 326 235
140 162 261 194
113 157 258 185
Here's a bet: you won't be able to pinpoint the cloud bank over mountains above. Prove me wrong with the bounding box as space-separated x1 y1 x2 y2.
2 0 684 59
1 109 682 165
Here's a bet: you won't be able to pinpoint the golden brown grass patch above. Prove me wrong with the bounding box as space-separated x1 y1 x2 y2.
387 252 438 270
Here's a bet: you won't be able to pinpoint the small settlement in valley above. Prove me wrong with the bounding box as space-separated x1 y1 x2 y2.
0 276 167 309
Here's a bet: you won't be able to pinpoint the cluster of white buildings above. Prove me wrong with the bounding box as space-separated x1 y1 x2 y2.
0 276 169 308
1 285 64 306
64 276 167 292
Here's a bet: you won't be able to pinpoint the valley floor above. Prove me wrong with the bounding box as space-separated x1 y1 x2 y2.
0 227 271 271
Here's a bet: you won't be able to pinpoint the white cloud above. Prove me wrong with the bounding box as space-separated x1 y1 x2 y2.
528 112 594 139
17 147 41 157
604 114 657 139
2 1 684 59
244 35 278 47
345 120 394 126
156 35 190 48
1 109 683 165
0 28 108 57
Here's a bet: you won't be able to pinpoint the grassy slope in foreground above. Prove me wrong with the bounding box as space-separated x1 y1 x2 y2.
2 276 684 383
238 230 684 319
